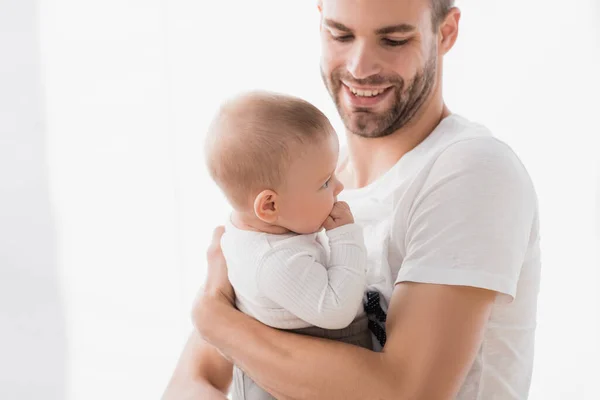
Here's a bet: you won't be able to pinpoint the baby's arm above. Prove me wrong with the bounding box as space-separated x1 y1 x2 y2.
257 204 367 330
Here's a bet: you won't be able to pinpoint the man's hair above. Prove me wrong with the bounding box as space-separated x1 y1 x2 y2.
431 0 455 29
205 91 334 210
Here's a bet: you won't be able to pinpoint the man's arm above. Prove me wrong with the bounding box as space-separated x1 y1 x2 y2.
195 278 495 400
165 137 532 398
162 227 235 400
162 330 233 400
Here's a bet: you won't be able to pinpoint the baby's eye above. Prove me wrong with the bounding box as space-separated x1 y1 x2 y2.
322 179 330 189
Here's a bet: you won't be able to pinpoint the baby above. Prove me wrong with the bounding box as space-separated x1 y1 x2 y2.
205 91 371 400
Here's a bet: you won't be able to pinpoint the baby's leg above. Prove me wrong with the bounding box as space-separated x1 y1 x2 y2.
231 315 372 399
290 313 373 350
231 365 278 400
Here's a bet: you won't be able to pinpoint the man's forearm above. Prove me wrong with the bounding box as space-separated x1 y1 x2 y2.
195 297 400 400
162 331 232 400
163 378 228 400
195 228 494 400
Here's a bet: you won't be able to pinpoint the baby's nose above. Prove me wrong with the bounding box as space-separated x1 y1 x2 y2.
334 179 344 196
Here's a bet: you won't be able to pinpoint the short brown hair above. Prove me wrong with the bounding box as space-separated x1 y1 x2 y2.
431 0 455 29
205 91 334 209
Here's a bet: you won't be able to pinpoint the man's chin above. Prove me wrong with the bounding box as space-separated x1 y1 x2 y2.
341 114 380 136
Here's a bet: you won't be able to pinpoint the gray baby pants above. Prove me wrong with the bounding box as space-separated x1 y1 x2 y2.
230 314 372 400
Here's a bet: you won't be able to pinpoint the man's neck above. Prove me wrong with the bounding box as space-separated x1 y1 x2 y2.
340 97 450 190
230 210 291 234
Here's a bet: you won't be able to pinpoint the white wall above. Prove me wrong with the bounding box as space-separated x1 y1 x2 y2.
39 1 183 398
2 0 597 399
0 1 66 398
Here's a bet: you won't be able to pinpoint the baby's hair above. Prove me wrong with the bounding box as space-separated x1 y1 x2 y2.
205 90 335 210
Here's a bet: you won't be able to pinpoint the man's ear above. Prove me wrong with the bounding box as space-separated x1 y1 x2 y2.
253 190 279 224
317 0 323 32
439 7 461 55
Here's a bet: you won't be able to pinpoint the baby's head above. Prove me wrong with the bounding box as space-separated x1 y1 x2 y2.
205 90 344 234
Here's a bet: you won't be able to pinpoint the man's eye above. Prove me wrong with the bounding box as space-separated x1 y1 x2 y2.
383 38 409 47
331 34 353 42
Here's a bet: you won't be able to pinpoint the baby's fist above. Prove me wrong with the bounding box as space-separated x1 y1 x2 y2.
323 201 354 230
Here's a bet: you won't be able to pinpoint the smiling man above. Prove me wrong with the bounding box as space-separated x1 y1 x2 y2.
163 0 541 399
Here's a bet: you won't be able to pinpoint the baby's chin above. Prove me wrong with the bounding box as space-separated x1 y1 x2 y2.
316 221 330 233
292 223 326 235
298 226 325 235
287 216 329 235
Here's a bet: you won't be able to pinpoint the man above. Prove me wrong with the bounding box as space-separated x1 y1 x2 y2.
164 0 541 398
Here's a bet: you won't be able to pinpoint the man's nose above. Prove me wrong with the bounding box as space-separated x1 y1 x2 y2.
346 40 382 80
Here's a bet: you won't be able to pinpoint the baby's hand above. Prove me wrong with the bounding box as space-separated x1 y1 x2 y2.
323 201 354 230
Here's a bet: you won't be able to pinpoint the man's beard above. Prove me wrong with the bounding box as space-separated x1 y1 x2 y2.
321 48 438 139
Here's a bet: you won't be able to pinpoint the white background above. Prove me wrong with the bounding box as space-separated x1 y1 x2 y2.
1 0 599 399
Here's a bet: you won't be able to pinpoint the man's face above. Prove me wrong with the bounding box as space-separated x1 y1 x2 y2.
320 0 440 138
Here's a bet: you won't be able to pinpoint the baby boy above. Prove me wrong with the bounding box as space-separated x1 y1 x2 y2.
205 91 371 400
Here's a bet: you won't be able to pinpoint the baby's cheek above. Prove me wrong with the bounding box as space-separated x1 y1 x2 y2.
320 202 333 222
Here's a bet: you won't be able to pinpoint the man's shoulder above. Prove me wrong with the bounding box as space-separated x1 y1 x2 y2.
386 116 537 232
420 114 532 187
437 136 523 170
433 136 532 191
426 114 499 156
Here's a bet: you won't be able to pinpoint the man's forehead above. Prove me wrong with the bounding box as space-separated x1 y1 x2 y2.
320 0 430 30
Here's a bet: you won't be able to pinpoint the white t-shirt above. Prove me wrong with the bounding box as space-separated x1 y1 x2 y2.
221 222 367 330
338 114 541 399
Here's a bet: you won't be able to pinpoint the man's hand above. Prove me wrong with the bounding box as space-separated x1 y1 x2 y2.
162 226 236 400
199 226 235 303
193 226 236 340
323 201 354 230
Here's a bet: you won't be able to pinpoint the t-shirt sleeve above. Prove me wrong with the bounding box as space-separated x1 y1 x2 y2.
257 224 367 329
395 137 537 302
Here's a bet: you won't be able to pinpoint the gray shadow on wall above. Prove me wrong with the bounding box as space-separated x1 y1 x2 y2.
0 0 68 398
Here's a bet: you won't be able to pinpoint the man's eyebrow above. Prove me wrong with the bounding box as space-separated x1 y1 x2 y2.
323 19 352 32
375 24 416 35
323 19 416 35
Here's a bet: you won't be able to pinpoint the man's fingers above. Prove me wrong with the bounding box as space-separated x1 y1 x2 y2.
212 226 225 243
207 226 226 260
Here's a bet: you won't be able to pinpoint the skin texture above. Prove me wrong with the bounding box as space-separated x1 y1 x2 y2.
241 135 347 235
162 1 498 399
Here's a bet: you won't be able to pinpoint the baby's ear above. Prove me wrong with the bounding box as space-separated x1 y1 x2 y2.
253 190 279 223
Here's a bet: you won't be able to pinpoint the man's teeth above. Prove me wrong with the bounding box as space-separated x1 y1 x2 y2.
349 87 386 97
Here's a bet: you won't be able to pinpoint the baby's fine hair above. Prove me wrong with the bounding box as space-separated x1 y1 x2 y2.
205 90 335 209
